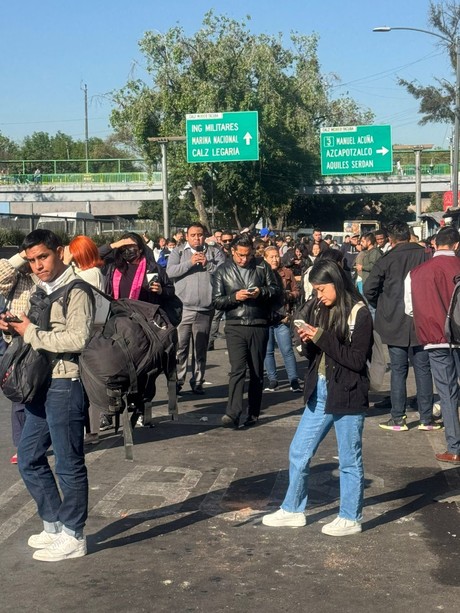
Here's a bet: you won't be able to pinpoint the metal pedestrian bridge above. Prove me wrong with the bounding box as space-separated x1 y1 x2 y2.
0 157 453 217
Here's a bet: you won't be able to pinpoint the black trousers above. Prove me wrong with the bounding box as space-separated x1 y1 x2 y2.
225 325 269 421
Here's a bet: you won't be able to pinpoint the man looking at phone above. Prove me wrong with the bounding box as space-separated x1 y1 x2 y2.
212 234 281 428
0 229 95 561
167 222 225 394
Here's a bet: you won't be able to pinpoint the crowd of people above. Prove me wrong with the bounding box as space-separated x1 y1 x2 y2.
0 218 459 560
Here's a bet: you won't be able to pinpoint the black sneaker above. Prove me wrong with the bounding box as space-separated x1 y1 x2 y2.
99 414 113 431
207 342 215 351
290 380 302 393
191 383 205 395
241 415 259 428
264 380 278 391
379 417 408 431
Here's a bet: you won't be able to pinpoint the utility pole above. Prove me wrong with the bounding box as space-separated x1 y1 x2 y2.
393 144 433 220
414 146 422 221
81 83 89 173
147 136 186 238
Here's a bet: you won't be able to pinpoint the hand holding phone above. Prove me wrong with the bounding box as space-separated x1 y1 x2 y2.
149 273 159 286
247 287 258 293
4 315 23 323
293 319 307 329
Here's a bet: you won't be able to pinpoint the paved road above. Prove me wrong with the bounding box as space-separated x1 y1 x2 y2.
1 338 459 612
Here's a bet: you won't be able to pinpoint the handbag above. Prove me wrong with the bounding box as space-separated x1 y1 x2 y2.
0 336 52 403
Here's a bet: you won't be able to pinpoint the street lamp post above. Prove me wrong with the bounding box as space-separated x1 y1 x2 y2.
148 136 186 238
373 26 460 210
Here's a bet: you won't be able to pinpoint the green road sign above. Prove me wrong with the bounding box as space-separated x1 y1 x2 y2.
320 125 392 175
186 111 259 163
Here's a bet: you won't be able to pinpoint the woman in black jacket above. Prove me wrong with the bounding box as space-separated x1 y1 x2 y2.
263 259 373 536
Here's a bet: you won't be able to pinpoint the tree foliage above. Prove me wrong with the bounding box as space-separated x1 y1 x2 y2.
110 11 373 230
0 130 136 174
398 1 460 125
0 132 20 161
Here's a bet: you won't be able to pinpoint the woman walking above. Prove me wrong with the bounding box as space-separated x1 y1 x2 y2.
262 259 373 536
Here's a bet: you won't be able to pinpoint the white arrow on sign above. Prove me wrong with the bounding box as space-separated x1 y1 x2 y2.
376 146 389 156
243 132 252 145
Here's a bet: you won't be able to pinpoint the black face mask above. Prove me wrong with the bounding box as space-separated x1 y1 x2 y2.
121 246 140 262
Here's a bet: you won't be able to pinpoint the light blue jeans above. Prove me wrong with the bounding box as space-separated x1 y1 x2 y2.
281 375 365 521
264 322 299 383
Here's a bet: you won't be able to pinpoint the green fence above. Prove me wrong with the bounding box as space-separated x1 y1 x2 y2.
0 171 161 186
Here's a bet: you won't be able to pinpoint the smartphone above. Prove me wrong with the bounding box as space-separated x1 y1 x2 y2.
149 273 159 286
293 319 307 329
247 287 258 293
4 315 23 323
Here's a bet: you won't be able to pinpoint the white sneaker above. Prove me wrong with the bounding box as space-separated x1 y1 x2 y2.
321 516 362 536
28 530 61 549
32 531 87 561
262 508 306 527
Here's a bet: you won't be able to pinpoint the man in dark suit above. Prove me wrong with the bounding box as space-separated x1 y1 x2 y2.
364 220 432 431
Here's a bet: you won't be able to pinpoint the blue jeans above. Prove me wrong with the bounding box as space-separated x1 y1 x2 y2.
281 376 365 521
428 348 460 454
18 379 88 537
11 402 26 447
388 345 433 422
264 322 299 383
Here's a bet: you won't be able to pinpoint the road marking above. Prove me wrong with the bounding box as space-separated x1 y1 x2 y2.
91 465 203 518
0 500 38 545
0 444 111 544
0 480 26 510
199 467 238 516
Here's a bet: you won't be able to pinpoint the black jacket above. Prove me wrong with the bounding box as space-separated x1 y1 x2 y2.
99 244 175 307
363 242 430 346
212 258 281 326
296 299 373 415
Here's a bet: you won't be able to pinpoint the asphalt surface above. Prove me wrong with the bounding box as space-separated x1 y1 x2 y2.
1 337 459 612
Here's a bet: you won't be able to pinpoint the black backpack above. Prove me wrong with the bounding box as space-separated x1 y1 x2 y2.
0 279 94 404
79 298 177 415
445 273 460 344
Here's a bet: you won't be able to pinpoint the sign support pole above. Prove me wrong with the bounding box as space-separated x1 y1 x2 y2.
148 136 186 238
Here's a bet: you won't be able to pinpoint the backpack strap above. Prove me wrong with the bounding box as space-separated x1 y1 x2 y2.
347 301 365 341
111 332 139 393
47 278 96 318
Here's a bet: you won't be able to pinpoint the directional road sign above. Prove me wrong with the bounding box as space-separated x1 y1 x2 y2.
320 125 392 175
186 111 259 163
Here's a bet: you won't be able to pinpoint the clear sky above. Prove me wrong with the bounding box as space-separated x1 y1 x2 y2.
0 0 455 150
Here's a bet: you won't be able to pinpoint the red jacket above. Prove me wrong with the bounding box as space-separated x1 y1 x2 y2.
410 253 460 345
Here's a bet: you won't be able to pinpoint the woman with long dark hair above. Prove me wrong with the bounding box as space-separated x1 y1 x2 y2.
263 259 373 536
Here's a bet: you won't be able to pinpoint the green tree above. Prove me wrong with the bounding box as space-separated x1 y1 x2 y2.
21 132 55 172
398 1 460 126
110 11 372 230
0 132 21 173
425 191 444 211
376 193 415 223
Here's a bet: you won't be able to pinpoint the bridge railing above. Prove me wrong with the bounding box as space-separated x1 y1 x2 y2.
399 163 451 176
0 171 161 186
